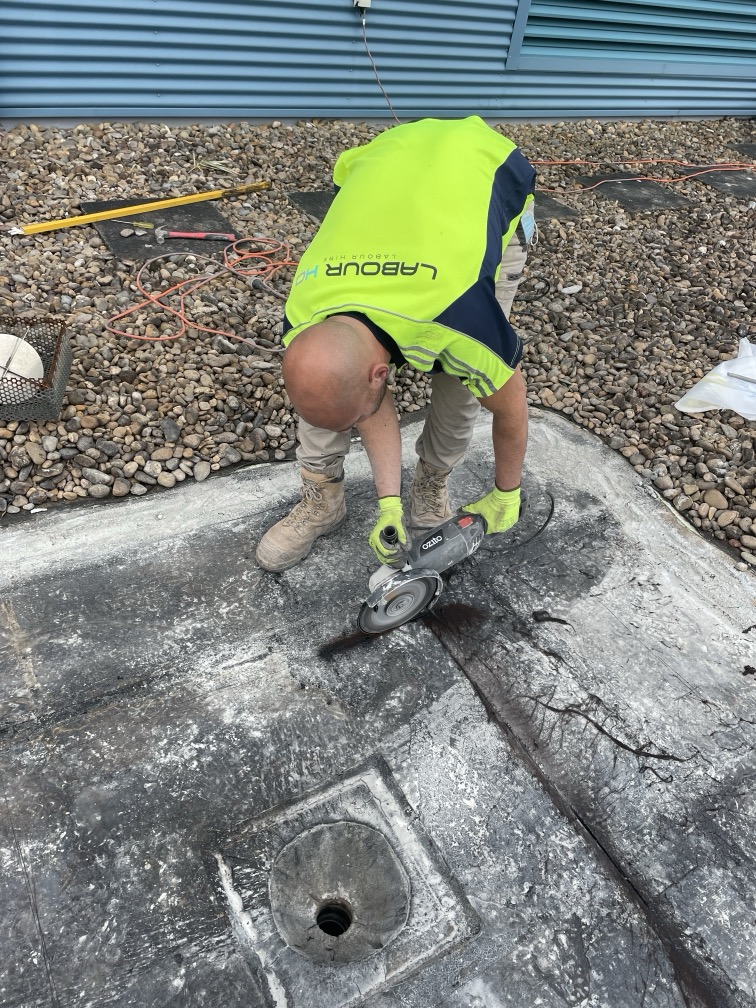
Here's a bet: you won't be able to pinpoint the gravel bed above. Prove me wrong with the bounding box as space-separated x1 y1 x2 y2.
0 117 754 568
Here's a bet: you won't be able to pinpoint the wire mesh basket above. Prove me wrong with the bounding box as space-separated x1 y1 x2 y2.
0 317 72 422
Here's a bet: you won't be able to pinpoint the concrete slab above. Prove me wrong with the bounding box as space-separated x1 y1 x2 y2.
1 411 754 1007
576 174 692 211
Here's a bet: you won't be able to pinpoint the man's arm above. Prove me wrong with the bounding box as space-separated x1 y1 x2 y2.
357 390 408 564
355 389 402 497
478 364 528 490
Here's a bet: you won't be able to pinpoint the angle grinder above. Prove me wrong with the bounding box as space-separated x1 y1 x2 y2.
358 512 489 634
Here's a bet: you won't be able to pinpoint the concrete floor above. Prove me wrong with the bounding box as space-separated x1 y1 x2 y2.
1 409 754 1008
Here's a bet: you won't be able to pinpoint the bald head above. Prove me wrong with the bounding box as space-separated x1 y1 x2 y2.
283 316 391 430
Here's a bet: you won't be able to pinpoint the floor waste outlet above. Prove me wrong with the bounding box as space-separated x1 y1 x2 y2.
208 757 479 1007
270 821 410 965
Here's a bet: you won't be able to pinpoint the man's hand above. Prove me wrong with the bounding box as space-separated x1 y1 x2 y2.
462 486 521 534
369 496 408 565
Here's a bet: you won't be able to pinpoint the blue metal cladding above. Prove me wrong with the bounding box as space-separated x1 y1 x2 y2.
0 0 754 120
511 0 756 76
0 0 519 118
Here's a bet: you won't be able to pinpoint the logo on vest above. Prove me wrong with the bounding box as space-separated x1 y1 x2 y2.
324 261 438 280
293 259 439 286
293 265 319 286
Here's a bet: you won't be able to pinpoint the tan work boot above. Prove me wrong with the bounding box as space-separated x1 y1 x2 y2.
256 469 346 572
410 459 452 530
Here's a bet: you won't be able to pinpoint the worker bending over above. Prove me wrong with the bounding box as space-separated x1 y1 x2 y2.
256 116 536 572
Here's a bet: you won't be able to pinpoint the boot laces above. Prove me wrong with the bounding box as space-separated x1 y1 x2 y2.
416 469 448 510
282 479 325 529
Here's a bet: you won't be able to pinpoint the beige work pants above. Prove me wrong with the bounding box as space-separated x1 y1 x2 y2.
296 226 529 479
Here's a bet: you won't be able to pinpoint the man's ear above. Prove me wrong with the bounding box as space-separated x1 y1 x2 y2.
368 362 390 387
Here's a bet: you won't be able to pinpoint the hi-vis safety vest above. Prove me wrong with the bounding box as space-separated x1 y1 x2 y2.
283 116 536 397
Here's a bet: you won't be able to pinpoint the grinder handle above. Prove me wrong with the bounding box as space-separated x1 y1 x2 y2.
380 525 399 547
379 524 408 569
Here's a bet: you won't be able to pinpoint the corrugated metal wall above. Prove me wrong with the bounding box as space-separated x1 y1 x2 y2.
0 0 754 120
0 0 519 118
513 0 756 73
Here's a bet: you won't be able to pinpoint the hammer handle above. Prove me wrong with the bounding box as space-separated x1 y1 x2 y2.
162 230 238 241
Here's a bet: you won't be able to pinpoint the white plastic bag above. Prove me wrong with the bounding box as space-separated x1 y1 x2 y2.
675 338 756 421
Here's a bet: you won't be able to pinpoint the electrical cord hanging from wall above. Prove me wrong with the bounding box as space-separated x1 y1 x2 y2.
360 10 401 124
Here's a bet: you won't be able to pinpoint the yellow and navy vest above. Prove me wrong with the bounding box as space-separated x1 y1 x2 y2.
283 116 535 397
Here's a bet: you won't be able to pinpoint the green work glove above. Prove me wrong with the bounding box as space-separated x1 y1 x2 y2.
369 496 408 566
462 486 521 534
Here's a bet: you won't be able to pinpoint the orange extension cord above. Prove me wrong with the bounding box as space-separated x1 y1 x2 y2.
531 156 753 192
106 236 297 349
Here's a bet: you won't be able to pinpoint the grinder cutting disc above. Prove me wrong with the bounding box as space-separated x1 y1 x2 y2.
358 569 443 634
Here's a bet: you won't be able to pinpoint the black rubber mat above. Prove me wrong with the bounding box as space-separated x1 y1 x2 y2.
82 198 238 260
680 166 756 200
533 193 579 220
575 172 692 210
287 189 336 223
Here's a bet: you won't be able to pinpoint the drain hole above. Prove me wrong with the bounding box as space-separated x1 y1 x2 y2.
316 903 353 937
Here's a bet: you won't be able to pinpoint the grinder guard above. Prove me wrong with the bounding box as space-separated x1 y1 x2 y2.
358 512 488 634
